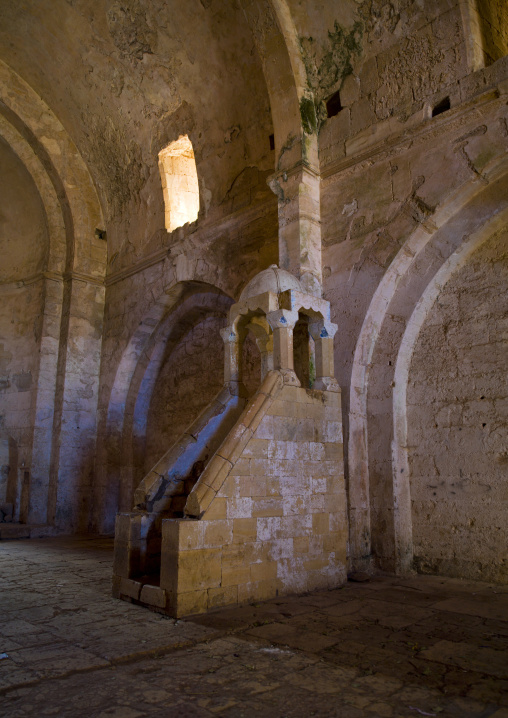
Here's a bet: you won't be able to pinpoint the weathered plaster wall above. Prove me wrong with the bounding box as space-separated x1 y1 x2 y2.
407 230 508 583
285 0 470 141
320 18 508 406
0 139 48 282
0 0 276 273
318 54 508 567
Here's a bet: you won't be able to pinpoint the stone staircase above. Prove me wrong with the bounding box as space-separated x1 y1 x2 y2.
113 266 348 617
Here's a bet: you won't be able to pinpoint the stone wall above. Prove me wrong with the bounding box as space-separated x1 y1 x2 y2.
407 230 508 583
144 316 226 474
112 373 346 617
2 0 508 589
477 0 508 64
0 283 43 510
0 138 48 519
321 55 508 576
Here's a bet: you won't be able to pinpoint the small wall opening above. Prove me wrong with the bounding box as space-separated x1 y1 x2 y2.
326 90 342 118
432 97 451 117
294 314 316 388
158 135 200 233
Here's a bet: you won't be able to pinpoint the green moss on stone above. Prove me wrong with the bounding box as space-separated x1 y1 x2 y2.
300 20 363 133
300 96 318 135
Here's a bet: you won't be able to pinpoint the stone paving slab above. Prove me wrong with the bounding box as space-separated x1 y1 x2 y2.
431 597 508 621
1 635 505 718
0 536 507 717
420 640 508 678
245 621 340 652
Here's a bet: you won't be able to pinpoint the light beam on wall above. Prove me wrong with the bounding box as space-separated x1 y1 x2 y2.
158 135 199 233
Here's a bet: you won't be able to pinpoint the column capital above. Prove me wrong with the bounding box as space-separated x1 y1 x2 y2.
220 326 240 344
310 319 339 393
266 309 300 332
309 319 338 341
313 376 340 392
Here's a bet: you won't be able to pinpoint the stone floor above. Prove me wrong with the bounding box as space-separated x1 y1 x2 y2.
0 537 507 717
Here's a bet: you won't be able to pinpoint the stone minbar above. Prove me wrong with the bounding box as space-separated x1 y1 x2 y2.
113 266 347 617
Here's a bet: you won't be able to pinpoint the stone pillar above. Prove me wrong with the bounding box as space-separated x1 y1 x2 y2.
310 320 340 392
267 309 300 386
220 325 248 396
46 275 105 531
269 163 322 298
28 275 64 525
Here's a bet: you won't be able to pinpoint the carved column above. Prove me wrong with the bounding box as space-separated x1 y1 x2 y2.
310 320 340 392
267 309 300 386
220 325 244 393
269 163 322 298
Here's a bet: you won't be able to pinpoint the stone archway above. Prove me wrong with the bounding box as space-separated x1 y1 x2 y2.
95 281 233 532
349 157 508 574
0 61 106 531
392 206 508 583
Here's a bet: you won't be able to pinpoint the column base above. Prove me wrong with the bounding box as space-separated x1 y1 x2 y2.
280 369 300 386
313 377 340 392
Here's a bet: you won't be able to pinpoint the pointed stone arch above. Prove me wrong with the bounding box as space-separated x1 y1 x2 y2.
94 280 233 532
0 61 106 530
348 155 508 573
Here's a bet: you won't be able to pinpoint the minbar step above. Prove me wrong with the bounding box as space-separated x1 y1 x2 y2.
113 574 168 613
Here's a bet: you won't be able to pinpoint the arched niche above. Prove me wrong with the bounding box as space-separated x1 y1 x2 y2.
0 60 106 532
349 157 508 576
395 216 508 584
0 137 49 523
99 282 234 524
144 312 226 475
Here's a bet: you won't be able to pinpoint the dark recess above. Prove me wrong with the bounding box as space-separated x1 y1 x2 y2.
326 90 342 118
432 97 451 117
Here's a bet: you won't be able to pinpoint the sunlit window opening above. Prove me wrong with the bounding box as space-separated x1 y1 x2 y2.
158 135 199 232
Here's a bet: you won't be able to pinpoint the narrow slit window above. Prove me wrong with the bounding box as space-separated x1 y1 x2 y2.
158 135 199 233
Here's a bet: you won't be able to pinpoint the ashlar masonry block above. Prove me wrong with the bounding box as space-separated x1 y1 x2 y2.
154 379 347 617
